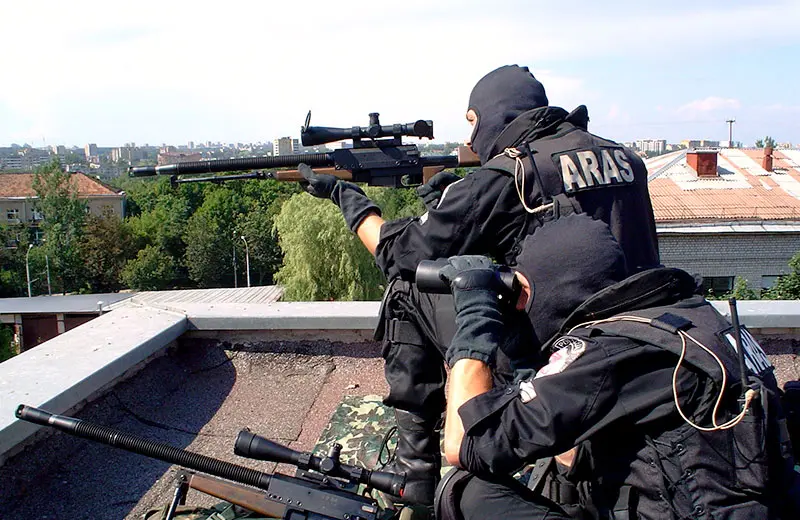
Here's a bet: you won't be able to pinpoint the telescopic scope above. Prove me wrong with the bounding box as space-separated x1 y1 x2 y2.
234 430 405 496
301 112 433 147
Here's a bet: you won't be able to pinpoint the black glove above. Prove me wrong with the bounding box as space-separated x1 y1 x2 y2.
299 163 338 199
439 255 506 367
415 172 461 210
299 163 382 232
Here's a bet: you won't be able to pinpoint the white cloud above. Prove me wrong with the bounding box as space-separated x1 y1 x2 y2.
678 97 741 113
1 0 798 145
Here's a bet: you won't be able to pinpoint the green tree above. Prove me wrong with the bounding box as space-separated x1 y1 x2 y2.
121 245 177 291
81 209 137 292
32 160 88 293
0 325 15 363
0 224 29 297
762 253 800 300
722 277 758 300
183 188 246 287
274 193 386 300
230 179 300 285
755 136 777 148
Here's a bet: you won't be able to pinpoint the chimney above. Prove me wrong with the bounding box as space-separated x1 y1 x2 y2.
762 146 774 172
687 149 718 177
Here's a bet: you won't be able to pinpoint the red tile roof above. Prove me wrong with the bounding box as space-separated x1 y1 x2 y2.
0 173 122 198
646 149 800 223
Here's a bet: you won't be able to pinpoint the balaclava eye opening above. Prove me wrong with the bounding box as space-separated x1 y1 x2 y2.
468 65 549 164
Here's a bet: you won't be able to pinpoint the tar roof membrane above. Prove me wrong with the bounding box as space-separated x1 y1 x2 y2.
0 337 388 519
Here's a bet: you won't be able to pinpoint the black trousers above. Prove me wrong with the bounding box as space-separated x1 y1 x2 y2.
459 474 572 520
379 279 536 417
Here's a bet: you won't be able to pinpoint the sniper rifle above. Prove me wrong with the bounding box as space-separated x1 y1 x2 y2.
16 404 405 520
129 112 480 187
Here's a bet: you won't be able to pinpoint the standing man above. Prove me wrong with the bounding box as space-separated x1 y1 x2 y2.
299 64 660 508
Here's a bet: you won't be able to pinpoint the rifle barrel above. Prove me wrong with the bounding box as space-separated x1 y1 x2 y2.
16 405 272 490
130 152 334 177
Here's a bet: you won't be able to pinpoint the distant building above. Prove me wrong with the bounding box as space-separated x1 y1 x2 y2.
0 149 53 172
157 151 202 166
84 143 98 160
680 139 720 149
646 147 800 295
0 172 126 233
273 137 299 156
111 146 143 163
636 139 667 155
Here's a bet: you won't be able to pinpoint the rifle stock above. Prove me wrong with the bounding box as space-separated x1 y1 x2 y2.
186 472 286 518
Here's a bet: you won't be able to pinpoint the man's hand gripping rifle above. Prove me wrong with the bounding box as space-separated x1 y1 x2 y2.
129 112 480 187
16 404 405 520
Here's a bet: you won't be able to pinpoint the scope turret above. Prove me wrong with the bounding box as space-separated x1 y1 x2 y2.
301 111 433 147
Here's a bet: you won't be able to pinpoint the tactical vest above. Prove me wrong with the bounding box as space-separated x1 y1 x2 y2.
564 297 799 519
482 125 658 272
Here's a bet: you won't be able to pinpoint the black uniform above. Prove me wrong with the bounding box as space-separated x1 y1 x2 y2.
455 267 800 519
374 64 660 507
375 106 660 413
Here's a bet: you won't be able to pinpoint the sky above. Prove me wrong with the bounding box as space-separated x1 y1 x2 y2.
2 0 799 149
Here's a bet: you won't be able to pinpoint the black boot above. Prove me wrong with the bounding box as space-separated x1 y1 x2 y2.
384 409 442 509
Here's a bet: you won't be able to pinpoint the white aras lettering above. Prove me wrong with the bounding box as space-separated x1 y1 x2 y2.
557 147 635 193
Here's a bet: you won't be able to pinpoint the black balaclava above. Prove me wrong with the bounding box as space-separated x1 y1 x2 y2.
514 214 629 349
468 65 549 164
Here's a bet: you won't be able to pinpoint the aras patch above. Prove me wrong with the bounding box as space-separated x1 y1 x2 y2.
552 146 635 194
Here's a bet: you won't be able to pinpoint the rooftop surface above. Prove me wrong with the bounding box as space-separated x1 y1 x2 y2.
0 336 389 519
646 148 800 222
0 286 285 315
0 172 122 198
1 293 800 519
0 292 136 315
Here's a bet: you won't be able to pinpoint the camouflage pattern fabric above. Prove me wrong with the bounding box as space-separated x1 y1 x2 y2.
313 394 532 484
313 395 399 469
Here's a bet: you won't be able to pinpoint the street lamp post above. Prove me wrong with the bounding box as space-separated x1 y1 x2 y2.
232 233 238 289
240 236 251 288
45 255 51 295
25 244 33 297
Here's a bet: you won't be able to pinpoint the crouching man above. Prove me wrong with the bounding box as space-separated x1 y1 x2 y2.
434 213 800 519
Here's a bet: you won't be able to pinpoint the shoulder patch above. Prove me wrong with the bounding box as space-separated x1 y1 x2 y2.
552 146 635 194
519 336 587 403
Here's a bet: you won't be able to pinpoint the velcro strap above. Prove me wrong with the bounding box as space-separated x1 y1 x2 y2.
385 319 425 347
612 485 633 520
548 476 580 505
